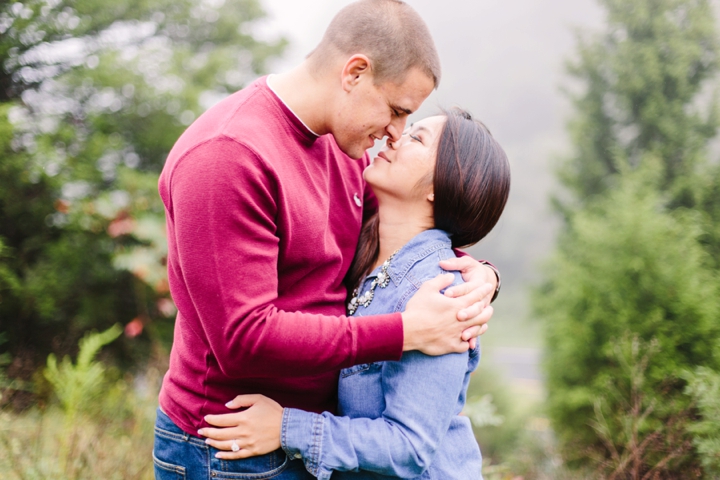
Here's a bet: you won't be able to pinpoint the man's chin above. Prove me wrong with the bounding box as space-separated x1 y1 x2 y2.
340 144 366 160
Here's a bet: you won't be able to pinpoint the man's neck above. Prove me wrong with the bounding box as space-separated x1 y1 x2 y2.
268 64 332 136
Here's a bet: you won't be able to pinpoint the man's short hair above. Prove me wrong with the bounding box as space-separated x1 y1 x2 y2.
308 0 441 88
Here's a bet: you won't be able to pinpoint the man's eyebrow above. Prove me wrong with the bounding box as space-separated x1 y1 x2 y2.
391 104 413 115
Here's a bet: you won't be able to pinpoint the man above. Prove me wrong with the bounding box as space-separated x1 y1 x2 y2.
153 0 499 478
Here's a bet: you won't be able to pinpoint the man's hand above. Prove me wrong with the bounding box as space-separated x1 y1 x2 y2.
198 394 283 460
402 273 494 355
441 256 498 347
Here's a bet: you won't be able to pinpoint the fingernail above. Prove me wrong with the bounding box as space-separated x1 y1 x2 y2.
445 289 454 297
205 439 210 444
198 429 204 436
215 453 221 458
225 401 233 407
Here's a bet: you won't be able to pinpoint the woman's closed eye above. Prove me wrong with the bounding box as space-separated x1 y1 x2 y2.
402 131 422 143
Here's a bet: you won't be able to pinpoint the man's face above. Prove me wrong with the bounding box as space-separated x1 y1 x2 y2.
333 67 435 160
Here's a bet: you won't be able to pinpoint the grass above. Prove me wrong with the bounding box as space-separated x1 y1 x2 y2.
0 326 163 480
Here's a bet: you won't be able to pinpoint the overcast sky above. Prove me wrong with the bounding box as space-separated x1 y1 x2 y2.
254 0 606 326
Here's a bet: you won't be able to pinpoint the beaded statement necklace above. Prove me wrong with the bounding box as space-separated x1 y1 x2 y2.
347 249 400 315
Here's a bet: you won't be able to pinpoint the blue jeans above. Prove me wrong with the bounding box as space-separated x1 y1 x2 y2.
153 408 314 480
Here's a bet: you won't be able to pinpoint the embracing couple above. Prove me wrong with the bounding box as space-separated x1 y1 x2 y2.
153 1 511 479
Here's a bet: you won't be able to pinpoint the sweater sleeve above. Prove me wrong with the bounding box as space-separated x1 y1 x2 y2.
162 138 403 379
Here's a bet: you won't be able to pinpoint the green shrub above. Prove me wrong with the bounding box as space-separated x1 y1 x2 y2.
0 325 161 479
685 367 720 475
535 170 720 475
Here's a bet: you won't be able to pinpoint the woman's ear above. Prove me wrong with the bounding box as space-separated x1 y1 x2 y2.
427 192 435 202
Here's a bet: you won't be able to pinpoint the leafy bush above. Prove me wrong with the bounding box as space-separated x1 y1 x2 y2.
685 367 720 475
589 335 696 479
535 169 720 474
0 325 162 479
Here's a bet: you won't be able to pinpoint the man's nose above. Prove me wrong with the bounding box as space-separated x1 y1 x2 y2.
385 117 407 143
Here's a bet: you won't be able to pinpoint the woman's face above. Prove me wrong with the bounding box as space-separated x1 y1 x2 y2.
363 115 446 202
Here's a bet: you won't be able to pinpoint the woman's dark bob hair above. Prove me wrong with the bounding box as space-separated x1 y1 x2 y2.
346 107 511 291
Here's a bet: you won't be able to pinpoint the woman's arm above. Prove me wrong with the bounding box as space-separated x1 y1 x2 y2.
201 349 474 480
285 350 473 479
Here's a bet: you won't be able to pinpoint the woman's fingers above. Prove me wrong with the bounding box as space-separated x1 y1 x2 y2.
198 425 239 440
225 394 265 409
214 449 253 460
206 438 256 460
204 411 244 428
204 437 239 451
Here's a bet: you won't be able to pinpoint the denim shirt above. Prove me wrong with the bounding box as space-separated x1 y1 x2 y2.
281 229 482 480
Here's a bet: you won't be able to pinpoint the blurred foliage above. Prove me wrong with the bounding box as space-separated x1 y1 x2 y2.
536 168 720 475
469 362 582 480
538 0 720 475
0 0 286 390
558 0 719 207
1 327 164 479
684 367 720 475
589 335 696 479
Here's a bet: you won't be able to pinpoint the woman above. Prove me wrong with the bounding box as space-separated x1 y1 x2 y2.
199 108 511 479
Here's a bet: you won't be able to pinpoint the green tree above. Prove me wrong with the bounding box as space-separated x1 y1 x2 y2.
559 0 718 205
536 168 720 474
0 0 286 381
685 367 720 475
536 0 720 473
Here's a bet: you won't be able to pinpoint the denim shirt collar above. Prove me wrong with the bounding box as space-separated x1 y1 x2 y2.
367 229 452 287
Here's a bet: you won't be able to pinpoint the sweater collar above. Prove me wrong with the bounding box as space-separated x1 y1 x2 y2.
261 75 320 145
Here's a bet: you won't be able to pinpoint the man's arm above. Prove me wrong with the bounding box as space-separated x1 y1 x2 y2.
166 139 404 379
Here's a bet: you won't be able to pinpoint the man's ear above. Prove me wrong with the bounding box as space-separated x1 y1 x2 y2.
341 54 373 92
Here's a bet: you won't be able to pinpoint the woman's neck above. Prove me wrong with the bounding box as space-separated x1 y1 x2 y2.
374 199 433 269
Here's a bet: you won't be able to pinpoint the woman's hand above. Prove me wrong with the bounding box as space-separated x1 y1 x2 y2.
198 394 284 460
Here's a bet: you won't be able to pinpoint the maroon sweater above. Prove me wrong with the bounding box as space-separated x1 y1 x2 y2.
158 77 404 435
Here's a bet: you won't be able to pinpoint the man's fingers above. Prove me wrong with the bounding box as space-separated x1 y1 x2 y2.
445 280 493 301
463 325 481 344
439 256 475 273
462 322 489 344
455 283 495 320
459 305 493 333
420 273 455 293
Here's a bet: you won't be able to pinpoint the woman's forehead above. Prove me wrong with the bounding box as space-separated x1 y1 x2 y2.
411 115 446 131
